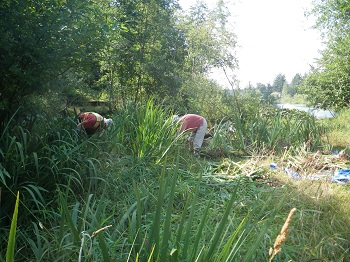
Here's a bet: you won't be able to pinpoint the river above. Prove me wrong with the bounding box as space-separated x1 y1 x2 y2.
277 103 335 119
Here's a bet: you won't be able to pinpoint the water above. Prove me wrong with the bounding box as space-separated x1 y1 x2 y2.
277 103 335 119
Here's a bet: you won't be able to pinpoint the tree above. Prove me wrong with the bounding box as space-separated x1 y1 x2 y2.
303 0 350 109
111 0 186 103
173 0 239 115
0 0 107 123
256 83 276 104
179 0 238 77
271 73 286 93
284 73 303 97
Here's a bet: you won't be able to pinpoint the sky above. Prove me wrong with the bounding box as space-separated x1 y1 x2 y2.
178 0 323 88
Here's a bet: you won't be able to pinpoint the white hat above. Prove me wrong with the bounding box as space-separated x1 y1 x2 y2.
171 115 180 124
104 118 114 127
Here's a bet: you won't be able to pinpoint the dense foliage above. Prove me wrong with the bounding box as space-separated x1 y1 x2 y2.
2 0 350 260
0 0 108 117
0 0 238 129
302 0 350 109
2 100 345 261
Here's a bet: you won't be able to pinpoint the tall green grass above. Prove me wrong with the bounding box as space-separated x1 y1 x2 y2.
6 192 19 262
206 108 327 157
319 108 350 151
0 112 109 258
15 156 286 261
110 100 178 162
1 100 347 261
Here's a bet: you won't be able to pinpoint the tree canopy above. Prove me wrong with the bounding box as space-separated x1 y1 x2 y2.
0 0 108 117
0 0 239 126
303 0 350 109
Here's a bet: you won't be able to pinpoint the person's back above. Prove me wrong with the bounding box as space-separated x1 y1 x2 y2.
179 114 204 133
178 114 207 155
78 112 113 137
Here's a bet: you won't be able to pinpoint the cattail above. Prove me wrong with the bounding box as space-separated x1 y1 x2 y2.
269 208 297 262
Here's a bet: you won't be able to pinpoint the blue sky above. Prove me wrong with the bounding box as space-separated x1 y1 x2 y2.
178 0 323 88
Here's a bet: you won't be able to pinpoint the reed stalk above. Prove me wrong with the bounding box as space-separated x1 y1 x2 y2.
269 208 297 262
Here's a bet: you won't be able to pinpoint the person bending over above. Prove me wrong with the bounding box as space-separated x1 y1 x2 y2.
77 112 113 138
177 114 208 155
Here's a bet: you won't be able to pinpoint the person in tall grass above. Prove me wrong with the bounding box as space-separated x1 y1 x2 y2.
176 114 208 155
77 112 113 138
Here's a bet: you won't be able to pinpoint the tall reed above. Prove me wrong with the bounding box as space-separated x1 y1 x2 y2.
109 100 178 166
210 108 328 156
0 112 109 258
6 192 19 262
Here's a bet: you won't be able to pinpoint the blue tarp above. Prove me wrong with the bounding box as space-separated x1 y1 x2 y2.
333 169 350 184
284 168 302 180
270 162 350 184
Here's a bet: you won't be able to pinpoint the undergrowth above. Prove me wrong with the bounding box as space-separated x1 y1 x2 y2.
1 101 350 261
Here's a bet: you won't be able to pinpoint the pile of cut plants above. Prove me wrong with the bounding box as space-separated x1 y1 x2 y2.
270 149 350 183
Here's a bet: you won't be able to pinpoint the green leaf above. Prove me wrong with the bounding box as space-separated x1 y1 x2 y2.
6 191 20 262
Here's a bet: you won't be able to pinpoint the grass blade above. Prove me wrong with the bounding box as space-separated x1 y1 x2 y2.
6 191 20 262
